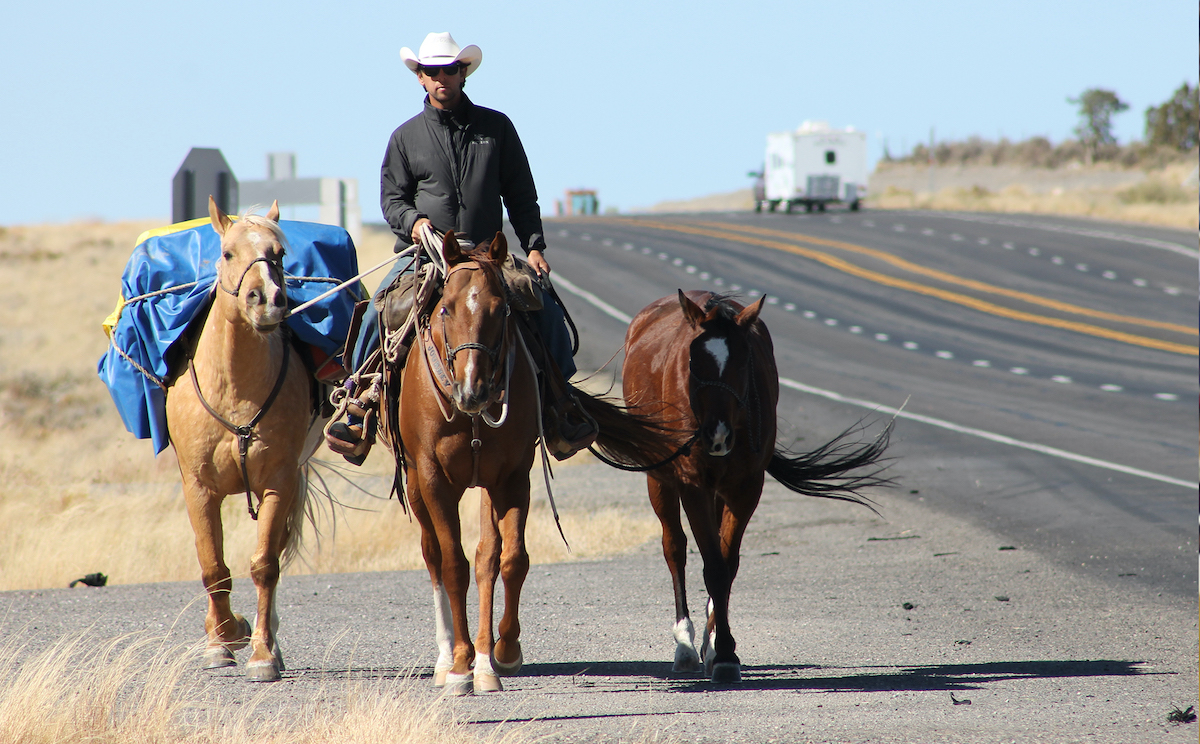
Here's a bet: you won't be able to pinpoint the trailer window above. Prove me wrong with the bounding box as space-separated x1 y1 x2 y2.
825 150 836 164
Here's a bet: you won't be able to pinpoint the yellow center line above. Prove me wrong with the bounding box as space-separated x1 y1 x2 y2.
688 220 1196 336
605 218 1197 357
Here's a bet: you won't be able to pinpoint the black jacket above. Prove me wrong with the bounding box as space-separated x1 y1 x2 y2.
380 94 546 254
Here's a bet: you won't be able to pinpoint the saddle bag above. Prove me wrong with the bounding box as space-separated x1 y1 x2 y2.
378 263 442 333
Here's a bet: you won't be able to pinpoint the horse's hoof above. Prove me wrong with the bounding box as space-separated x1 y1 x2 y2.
268 643 286 672
673 644 701 673
443 671 474 696
491 645 523 676
710 661 742 684
202 646 236 669
474 671 503 693
433 665 452 688
246 660 281 683
225 615 253 652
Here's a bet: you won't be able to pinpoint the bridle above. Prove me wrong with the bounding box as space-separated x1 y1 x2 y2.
418 259 517 487
439 264 510 380
689 333 763 455
191 245 291 521
218 255 285 298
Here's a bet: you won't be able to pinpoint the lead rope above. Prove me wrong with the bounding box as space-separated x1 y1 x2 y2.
187 329 292 520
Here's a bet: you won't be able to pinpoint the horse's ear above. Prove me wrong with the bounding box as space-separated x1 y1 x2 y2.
266 200 280 223
678 289 706 328
736 295 767 327
487 231 508 263
442 230 462 264
208 195 232 236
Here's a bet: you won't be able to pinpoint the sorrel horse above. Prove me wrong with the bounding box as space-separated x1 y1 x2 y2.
165 197 320 682
622 290 891 683
387 231 678 695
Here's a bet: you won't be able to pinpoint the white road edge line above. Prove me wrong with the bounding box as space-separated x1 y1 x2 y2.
553 273 633 324
779 378 1196 490
555 271 1196 491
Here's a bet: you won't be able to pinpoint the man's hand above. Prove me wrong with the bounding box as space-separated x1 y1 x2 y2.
411 217 432 245
527 249 550 277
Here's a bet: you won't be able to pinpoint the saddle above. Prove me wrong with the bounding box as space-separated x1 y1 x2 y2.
340 253 595 461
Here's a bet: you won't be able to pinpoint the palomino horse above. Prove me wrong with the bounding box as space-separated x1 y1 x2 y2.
388 231 677 695
622 290 891 683
165 197 319 682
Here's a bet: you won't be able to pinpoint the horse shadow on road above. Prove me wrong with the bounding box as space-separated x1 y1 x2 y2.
282 658 1152 695
517 658 1153 693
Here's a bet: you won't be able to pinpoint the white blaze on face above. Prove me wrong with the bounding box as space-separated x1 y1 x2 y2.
466 286 481 314
461 350 478 389
701 336 733 455
709 420 732 456
703 337 729 376
256 260 275 293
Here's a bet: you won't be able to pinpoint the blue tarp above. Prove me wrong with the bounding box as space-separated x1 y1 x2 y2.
97 219 364 453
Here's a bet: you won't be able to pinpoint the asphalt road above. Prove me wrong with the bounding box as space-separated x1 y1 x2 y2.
4 209 1195 743
543 209 1197 599
5 461 1196 743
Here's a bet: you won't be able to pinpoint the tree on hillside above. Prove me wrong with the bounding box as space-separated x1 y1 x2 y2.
1145 82 1199 151
1068 88 1128 164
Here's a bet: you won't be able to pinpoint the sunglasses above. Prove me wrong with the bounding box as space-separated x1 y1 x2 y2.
419 63 463 77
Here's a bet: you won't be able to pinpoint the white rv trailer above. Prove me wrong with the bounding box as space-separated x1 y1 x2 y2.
760 121 868 213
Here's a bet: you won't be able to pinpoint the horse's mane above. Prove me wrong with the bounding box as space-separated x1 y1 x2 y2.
236 208 289 250
451 244 505 289
702 293 742 322
463 245 501 269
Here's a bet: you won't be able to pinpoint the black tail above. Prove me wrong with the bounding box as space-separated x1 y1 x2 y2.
576 392 693 472
767 419 894 513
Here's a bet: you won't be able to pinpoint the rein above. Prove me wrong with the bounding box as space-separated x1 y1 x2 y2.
187 328 292 520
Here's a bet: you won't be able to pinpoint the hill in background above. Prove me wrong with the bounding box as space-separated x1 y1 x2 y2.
642 137 1197 229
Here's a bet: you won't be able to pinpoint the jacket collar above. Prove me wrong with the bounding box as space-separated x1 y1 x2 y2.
422 93 474 127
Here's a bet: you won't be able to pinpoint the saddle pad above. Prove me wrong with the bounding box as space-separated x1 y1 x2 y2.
97 217 365 453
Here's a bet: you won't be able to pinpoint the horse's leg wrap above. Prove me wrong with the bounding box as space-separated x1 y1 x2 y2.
672 617 700 672
473 653 503 693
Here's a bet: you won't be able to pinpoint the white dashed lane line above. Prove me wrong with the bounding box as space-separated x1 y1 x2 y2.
553 262 1197 491
867 221 1183 295
553 227 1190 403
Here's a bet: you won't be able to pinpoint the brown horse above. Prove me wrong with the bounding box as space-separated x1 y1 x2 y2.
622 290 891 683
386 231 678 695
165 197 320 682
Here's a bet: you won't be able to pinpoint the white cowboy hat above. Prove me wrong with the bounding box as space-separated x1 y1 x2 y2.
400 32 482 77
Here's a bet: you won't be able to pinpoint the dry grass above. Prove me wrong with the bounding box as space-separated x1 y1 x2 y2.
0 631 526 744
0 219 659 592
868 162 1199 229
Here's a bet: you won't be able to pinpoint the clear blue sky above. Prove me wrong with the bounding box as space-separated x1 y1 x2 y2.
1 0 1195 225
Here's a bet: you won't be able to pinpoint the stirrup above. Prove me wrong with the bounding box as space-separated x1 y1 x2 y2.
543 395 598 461
324 402 376 465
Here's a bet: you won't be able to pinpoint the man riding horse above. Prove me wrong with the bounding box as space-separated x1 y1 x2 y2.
327 32 596 463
